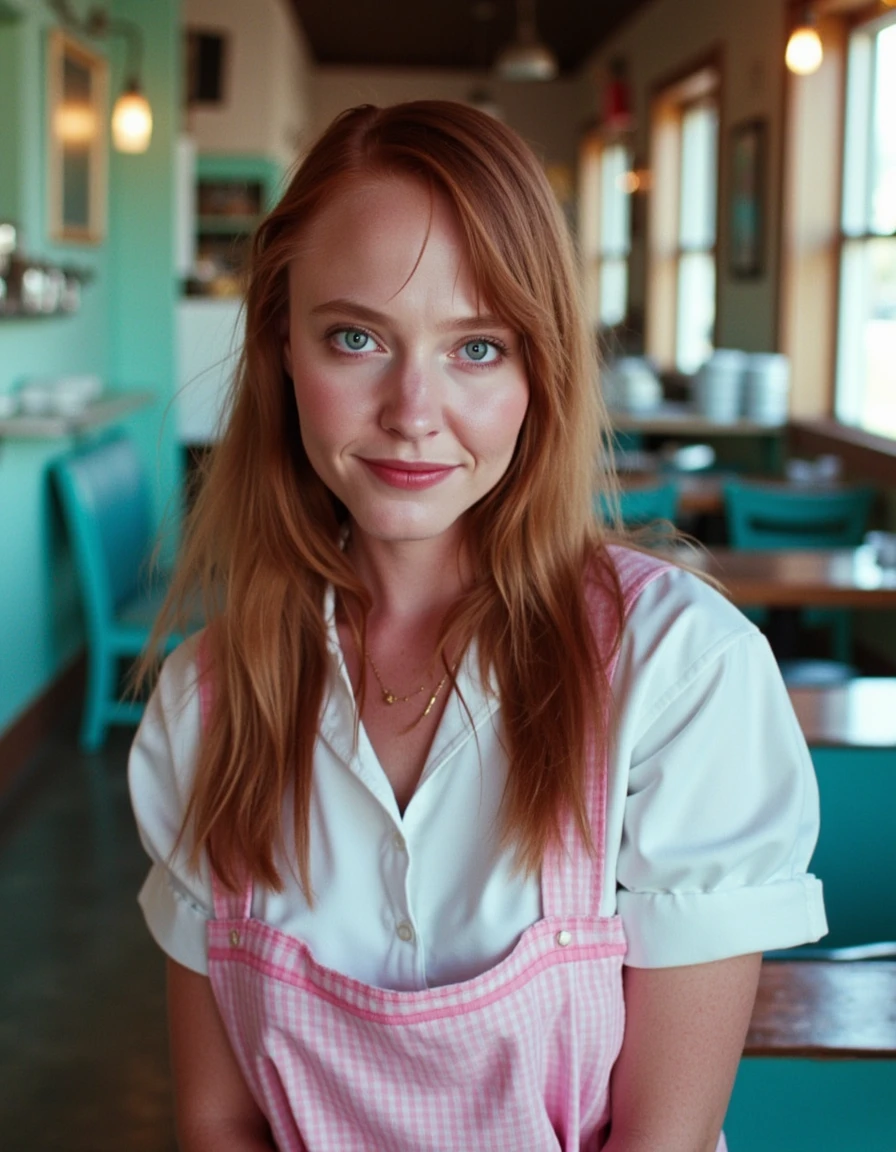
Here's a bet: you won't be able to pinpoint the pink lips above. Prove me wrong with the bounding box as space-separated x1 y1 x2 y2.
362 459 458 490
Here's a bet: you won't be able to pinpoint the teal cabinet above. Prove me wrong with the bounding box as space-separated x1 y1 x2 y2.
194 154 285 285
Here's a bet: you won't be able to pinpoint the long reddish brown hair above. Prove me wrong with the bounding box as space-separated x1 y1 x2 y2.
149 101 624 897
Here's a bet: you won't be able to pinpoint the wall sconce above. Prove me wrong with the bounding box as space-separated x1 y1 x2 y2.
47 1 153 153
785 8 824 76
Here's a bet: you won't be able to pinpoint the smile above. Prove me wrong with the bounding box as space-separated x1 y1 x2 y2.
361 459 459 490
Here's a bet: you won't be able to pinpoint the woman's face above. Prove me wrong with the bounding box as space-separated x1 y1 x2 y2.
282 174 530 552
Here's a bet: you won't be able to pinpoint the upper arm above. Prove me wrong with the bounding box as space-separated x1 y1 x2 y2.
612 584 826 965
167 959 274 1150
606 953 762 1152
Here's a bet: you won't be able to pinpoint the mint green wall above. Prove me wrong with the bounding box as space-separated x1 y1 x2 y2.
0 0 181 737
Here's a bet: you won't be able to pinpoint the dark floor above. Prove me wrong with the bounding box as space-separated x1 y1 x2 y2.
0 714 177 1152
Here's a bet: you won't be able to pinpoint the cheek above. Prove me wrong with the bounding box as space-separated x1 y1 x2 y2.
291 370 360 444
465 380 530 456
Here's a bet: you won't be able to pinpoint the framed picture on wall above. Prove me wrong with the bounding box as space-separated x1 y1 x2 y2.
47 29 108 243
729 118 766 278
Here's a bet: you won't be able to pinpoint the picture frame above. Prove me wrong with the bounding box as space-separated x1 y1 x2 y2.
729 117 766 279
47 28 108 243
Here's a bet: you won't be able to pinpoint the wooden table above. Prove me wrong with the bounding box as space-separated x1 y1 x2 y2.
611 402 786 472
611 402 786 439
692 545 896 609
745 960 896 1058
788 678 896 747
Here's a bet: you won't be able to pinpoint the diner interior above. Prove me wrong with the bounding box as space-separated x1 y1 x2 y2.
1 0 895 1148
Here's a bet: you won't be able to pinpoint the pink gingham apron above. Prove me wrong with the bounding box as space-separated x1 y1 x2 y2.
203 548 727 1151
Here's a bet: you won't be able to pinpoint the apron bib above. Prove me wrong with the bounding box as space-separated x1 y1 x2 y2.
203 548 726 1150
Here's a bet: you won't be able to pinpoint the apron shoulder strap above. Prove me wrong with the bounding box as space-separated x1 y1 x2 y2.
543 546 674 918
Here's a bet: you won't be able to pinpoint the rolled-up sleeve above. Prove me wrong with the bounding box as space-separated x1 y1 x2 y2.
128 636 213 975
612 572 827 967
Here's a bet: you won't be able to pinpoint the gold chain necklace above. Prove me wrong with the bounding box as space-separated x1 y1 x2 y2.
365 653 451 722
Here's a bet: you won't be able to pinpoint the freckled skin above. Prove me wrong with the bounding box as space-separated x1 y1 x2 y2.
282 176 530 556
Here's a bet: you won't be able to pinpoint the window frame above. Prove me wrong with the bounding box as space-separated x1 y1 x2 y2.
833 6 896 438
645 58 722 373
577 128 634 334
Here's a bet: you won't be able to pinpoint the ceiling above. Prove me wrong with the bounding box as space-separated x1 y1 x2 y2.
289 0 654 76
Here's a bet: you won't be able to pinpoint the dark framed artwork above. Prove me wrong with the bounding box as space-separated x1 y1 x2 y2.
186 29 229 105
729 118 766 278
47 29 108 243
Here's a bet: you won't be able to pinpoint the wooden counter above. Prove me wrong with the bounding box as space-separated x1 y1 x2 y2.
691 546 896 608
788 678 896 747
745 960 896 1059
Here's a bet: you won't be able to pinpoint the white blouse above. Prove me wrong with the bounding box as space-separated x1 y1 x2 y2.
129 562 827 990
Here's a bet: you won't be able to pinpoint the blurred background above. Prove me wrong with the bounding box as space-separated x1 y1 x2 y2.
1 0 896 1148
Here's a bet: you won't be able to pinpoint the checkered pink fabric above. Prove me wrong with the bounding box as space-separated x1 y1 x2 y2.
203 549 726 1150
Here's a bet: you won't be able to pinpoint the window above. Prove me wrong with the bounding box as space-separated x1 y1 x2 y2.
647 66 719 374
836 12 896 437
578 133 632 332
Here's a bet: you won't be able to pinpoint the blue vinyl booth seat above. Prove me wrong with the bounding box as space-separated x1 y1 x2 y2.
723 480 874 664
596 482 679 529
52 432 189 751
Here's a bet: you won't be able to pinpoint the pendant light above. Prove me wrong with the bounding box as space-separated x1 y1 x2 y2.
111 83 153 153
785 9 824 76
495 0 558 82
47 0 153 153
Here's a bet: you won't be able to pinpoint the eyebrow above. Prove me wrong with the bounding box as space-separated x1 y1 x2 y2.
309 298 511 333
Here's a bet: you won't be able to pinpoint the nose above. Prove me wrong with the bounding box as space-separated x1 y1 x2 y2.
379 357 442 441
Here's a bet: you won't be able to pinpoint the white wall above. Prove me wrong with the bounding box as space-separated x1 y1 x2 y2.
183 0 312 164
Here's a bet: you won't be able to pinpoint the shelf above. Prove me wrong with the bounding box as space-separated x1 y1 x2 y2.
611 401 787 437
0 390 155 439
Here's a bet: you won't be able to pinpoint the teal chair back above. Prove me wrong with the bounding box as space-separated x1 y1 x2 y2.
55 434 155 623
723 481 874 663
723 480 873 549
52 432 183 750
597 482 678 528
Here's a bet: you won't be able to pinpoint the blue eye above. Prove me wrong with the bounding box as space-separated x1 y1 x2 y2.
335 328 374 353
460 340 500 363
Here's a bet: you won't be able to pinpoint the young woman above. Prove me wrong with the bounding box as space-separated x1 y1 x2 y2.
130 101 826 1152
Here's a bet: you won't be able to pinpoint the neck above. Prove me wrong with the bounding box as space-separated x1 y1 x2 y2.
346 526 471 625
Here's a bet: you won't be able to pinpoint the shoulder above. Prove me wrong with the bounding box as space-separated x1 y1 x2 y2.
614 558 763 720
584 544 751 666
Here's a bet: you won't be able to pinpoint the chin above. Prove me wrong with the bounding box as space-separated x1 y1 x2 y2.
350 505 468 546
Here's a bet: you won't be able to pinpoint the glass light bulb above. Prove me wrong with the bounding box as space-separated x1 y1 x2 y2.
112 89 153 153
785 26 824 75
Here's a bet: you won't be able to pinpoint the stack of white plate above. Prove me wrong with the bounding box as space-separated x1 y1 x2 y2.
743 353 790 424
693 350 747 423
603 357 662 414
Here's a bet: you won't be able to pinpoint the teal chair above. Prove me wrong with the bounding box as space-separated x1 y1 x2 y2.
800 744 896 948
723 480 874 663
597 482 678 528
52 432 188 750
